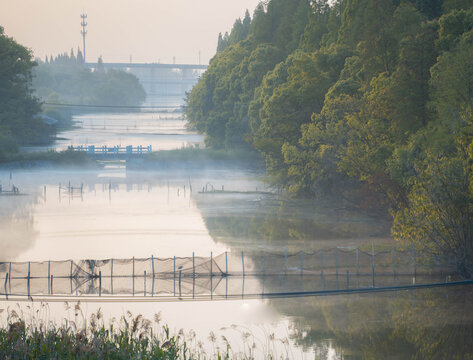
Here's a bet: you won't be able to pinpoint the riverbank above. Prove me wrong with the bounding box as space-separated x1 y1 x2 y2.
0 148 264 170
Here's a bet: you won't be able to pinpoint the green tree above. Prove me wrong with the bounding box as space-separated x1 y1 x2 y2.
0 26 43 150
392 109 473 277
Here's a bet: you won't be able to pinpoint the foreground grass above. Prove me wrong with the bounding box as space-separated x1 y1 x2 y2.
0 303 287 359
0 308 204 360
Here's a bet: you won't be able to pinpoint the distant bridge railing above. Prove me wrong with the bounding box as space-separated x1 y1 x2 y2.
69 145 152 156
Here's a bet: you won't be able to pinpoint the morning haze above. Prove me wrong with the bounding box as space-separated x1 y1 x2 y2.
1 0 473 358
1 0 261 64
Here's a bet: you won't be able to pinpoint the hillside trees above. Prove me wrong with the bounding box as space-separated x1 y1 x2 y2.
185 0 473 275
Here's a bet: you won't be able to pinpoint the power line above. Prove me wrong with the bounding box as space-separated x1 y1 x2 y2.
43 102 182 109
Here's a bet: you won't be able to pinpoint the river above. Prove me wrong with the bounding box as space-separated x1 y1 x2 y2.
1 110 472 359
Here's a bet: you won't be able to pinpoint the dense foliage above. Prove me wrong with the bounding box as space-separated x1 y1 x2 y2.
185 0 473 276
33 52 146 107
0 26 45 156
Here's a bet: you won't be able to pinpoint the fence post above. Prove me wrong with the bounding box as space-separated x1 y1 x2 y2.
99 271 102 296
335 247 338 277
262 251 265 275
192 252 195 279
300 251 303 276
4 273 8 300
144 271 146 296
8 262 11 292
178 268 182 297
210 252 213 278
393 247 396 276
51 275 53 295
48 261 51 295
27 262 30 298
70 260 73 294
321 250 324 277
173 256 176 296
132 257 135 296
242 251 245 277
151 255 155 279
371 243 375 287
111 258 114 296
412 242 416 280
284 248 288 275
356 248 359 276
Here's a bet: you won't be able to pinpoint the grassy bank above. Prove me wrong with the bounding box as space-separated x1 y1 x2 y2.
146 147 262 164
0 150 97 168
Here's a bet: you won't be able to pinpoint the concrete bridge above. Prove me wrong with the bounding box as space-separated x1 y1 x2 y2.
86 62 207 106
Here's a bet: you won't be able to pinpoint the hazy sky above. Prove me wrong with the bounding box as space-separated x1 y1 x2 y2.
1 0 262 64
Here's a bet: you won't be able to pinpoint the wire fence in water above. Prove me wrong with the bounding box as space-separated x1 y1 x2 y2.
0 247 455 300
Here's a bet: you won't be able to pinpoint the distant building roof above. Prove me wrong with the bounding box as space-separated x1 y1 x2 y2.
34 114 58 126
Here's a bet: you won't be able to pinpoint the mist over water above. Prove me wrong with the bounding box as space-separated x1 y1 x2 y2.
2 110 473 359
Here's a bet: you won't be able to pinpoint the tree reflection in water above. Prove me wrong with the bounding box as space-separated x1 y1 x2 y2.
270 286 473 359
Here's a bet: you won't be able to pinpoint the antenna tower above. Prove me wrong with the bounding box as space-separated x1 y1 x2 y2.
81 13 87 64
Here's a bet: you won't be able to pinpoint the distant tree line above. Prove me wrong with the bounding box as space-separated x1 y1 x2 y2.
185 0 473 277
0 26 146 158
33 53 146 107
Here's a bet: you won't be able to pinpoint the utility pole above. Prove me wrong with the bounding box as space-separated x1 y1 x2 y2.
81 13 87 64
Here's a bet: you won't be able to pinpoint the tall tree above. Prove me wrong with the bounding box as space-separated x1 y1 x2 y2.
0 26 43 149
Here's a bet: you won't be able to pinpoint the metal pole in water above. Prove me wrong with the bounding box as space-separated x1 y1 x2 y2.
356 248 359 276
111 259 114 295
179 268 182 297
27 262 30 298
151 255 155 279
132 257 136 296
393 247 396 276
371 243 375 287
321 250 324 277
284 248 288 275
48 261 51 295
262 251 265 275
4 273 8 300
241 251 245 277
335 247 338 277
70 260 73 294
300 251 303 276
